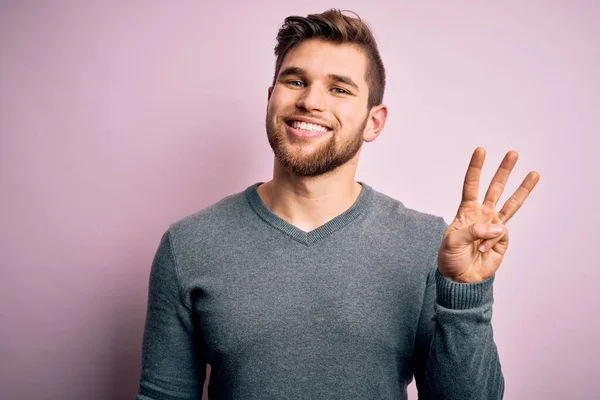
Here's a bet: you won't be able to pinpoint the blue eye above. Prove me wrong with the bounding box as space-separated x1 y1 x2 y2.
331 87 349 94
288 80 305 87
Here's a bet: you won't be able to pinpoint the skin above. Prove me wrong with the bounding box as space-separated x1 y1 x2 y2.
259 38 387 232
259 38 540 283
438 148 540 283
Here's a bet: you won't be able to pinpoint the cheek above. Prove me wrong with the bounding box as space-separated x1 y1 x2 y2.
336 104 363 128
269 88 296 112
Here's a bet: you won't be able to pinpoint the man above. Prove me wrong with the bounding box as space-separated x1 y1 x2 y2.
136 9 540 400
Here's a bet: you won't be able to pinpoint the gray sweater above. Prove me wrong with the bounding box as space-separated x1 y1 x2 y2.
136 182 504 399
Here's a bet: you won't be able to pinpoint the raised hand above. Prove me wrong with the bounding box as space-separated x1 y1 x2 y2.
437 147 540 283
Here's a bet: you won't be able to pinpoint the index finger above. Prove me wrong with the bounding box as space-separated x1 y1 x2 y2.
461 147 486 203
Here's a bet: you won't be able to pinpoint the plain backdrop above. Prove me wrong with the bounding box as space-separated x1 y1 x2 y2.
1 1 598 399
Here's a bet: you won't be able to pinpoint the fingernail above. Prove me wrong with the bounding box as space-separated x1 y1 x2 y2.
479 244 486 252
489 225 503 234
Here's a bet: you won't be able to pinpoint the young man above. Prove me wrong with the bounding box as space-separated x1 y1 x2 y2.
136 9 539 400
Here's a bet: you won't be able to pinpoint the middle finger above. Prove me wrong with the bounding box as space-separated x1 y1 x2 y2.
483 151 519 207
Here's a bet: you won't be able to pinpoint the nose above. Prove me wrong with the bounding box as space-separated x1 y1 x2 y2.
296 84 326 112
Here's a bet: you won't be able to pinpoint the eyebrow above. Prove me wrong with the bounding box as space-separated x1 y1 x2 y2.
278 67 360 91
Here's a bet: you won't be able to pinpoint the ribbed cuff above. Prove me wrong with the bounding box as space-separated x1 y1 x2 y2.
435 269 495 310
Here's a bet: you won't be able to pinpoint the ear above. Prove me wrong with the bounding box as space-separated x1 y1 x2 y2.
267 86 273 102
363 104 388 143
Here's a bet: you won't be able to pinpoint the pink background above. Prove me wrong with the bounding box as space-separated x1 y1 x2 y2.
1 1 598 399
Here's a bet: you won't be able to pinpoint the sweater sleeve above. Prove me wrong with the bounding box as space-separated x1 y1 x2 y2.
136 230 206 400
413 219 504 400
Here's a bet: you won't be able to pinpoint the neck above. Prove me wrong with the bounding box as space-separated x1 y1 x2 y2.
257 156 362 232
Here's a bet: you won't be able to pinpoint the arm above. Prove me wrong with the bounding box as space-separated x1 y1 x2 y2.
412 220 504 400
413 270 505 399
136 230 206 400
413 147 539 399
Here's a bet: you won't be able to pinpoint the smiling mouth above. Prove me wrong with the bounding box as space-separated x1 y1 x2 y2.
285 119 332 133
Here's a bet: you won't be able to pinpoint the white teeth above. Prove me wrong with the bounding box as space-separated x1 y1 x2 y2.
291 121 329 133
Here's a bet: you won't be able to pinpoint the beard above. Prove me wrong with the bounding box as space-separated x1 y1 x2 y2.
265 110 368 177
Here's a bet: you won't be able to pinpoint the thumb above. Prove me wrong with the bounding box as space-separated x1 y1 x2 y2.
452 223 505 246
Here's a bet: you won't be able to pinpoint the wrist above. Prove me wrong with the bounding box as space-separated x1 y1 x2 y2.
438 267 493 284
435 269 495 310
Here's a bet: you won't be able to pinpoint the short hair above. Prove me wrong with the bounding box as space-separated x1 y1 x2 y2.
273 9 386 109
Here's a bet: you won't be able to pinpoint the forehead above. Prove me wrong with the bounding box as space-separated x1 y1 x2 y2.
279 39 368 87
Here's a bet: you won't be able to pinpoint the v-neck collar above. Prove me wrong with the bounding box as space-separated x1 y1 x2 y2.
244 182 374 246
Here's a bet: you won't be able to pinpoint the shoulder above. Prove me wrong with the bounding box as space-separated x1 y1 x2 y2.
165 184 255 245
368 185 448 243
361 184 448 276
